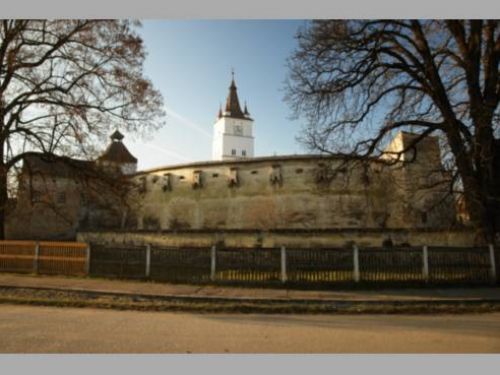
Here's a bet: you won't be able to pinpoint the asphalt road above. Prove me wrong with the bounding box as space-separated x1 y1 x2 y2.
0 304 499 353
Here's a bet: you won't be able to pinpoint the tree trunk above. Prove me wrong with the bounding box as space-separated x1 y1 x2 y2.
471 111 497 243
462 184 492 244
459 171 489 243
445 123 493 244
0 163 7 240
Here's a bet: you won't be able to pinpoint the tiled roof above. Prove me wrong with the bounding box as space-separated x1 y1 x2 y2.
98 140 138 164
21 154 95 178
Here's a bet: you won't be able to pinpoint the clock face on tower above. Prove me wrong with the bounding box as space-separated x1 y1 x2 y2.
234 125 243 135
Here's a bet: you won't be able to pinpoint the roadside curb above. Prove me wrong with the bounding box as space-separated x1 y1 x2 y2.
1 284 500 314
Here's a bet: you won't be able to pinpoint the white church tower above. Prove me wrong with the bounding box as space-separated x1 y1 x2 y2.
212 72 254 161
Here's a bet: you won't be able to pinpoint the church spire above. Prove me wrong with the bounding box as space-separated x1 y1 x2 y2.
224 70 245 119
110 129 124 142
244 101 250 116
217 103 223 119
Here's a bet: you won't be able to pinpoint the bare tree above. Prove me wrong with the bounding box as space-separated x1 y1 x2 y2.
285 20 500 242
0 20 165 239
15 153 140 239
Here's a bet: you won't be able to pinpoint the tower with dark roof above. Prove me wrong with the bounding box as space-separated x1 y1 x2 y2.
213 71 254 160
98 130 138 174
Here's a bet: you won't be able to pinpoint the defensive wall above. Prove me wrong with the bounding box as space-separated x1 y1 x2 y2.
132 147 454 233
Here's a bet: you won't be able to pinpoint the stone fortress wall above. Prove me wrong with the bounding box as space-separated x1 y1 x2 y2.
133 132 456 233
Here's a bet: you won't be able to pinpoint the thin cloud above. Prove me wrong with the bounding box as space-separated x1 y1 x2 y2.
164 105 212 139
136 141 192 163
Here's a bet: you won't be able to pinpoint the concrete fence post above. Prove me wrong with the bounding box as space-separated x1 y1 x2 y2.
489 244 496 285
210 245 217 282
85 244 91 275
33 241 40 274
422 245 429 283
281 246 287 283
353 245 360 283
145 244 151 278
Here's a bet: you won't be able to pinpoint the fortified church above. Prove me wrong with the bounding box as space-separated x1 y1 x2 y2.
212 72 255 161
7 74 464 247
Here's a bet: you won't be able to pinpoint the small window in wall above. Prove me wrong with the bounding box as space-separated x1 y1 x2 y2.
31 190 42 203
192 170 203 189
56 192 66 204
242 150 247 157
80 192 88 204
231 149 236 156
162 173 172 192
228 168 239 187
421 212 428 224
270 165 283 186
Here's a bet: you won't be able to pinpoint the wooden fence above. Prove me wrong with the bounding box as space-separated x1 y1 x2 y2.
0 240 88 276
89 244 146 279
286 247 353 284
0 240 498 286
86 243 499 286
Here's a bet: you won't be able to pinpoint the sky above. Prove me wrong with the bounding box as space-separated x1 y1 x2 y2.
123 20 308 170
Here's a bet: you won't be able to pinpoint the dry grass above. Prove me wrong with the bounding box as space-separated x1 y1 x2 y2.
1 286 499 315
